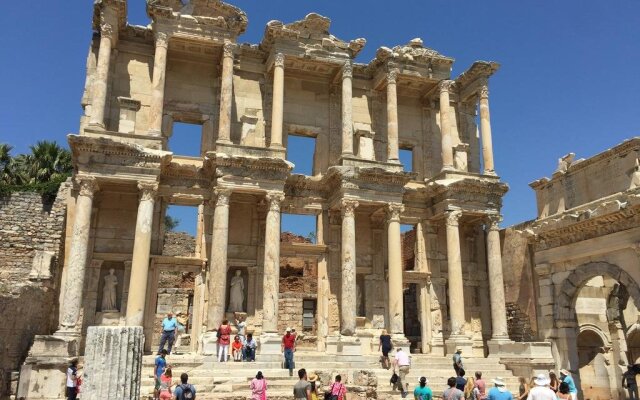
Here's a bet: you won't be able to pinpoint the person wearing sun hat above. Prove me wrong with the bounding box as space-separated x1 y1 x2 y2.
487 377 513 400
308 373 320 400
558 369 577 396
413 377 432 400
527 374 556 400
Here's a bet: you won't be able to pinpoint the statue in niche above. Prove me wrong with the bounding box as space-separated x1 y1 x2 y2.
606 283 629 324
228 270 245 312
101 268 118 312
356 283 363 316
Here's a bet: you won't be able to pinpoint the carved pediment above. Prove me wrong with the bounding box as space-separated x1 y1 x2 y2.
147 0 248 34
372 38 454 68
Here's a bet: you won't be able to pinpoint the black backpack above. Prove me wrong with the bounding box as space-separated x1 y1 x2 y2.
179 383 195 400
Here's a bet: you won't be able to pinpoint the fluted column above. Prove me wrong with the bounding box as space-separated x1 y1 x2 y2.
88 19 116 129
340 199 359 336
387 203 405 334
439 80 455 171
262 191 285 333
486 215 509 339
386 68 399 162
479 81 496 175
58 177 99 333
217 41 235 144
125 182 158 326
207 188 232 330
341 61 354 156
270 53 285 148
148 31 169 136
445 210 465 336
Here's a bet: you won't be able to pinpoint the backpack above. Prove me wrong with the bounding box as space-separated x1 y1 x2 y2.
179 383 195 400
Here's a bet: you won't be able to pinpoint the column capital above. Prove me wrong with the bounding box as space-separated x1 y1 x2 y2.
342 61 353 79
438 80 455 94
213 188 232 206
445 210 463 227
99 21 116 41
386 203 404 222
222 40 236 59
387 68 399 84
154 30 170 49
274 52 285 68
485 214 502 231
265 191 285 212
340 199 359 218
75 176 100 198
479 79 489 100
137 182 158 201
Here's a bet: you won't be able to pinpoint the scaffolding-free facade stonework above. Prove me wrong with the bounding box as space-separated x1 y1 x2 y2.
17 0 558 398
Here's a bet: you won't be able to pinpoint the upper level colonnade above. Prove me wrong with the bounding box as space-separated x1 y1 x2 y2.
84 0 501 181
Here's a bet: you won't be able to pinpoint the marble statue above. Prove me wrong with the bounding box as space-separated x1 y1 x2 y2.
101 268 118 312
228 270 245 312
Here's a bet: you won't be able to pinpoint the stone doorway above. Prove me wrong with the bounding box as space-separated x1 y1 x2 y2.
577 328 611 400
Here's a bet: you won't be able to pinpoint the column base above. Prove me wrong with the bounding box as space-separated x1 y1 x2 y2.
259 332 284 355
444 336 473 356
200 331 219 355
326 335 363 355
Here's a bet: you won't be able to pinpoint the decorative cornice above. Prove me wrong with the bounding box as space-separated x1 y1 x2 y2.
455 60 500 89
146 0 248 35
373 38 454 68
68 135 172 169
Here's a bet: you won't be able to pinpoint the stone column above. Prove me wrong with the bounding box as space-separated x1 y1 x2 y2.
416 220 432 353
217 41 235 144
148 31 169 136
125 182 158 326
270 53 285 148
341 61 354 156
340 199 359 336
479 81 496 175
58 177 99 333
439 80 455 171
88 20 116 129
207 188 232 330
387 203 405 335
83 326 144 400
386 68 400 162
485 215 509 340
445 210 465 336
262 191 285 333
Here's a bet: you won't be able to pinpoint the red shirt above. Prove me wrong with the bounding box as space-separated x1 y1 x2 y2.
282 333 295 349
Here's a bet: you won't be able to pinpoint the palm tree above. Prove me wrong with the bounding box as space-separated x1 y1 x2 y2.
16 141 72 184
0 143 15 185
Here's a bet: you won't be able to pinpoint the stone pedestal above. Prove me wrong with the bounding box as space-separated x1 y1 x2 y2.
200 331 219 356
326 335 363 355
83 326 144 400
445 337 473 356
259 332 283 355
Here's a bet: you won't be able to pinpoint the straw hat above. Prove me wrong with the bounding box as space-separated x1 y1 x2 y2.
559 369 570 376
309 373 319 382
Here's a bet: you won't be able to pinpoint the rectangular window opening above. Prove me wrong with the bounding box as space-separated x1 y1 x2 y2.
399 148 414 172
286 135 316 176
163 205 199 257
302 299 316 331
169 122 203 157
281 213 318 244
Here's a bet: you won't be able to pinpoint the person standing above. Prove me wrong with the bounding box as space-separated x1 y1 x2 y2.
293 368 312 400
559 370 577 397
517 376 529 400
330 375 347 400
154 349 167 400
527 374 557 400
173 312 189 354
245 333 257 362
475 372 487 400
623 365 639 400
453 348 464 376
250 371 268 400
413 377 433 400
378 329 393 370
217 319 232 362
487 378 513 400
548 372 559 393
235 313 247 342
464 376 477 400
556 382 573 400
174 373 196 400
455 369 467 392
159 312 178 355
393 347 411 396
308 373 320 400
443 377 464 400
159 366 173 400
66 359 79 400
282 328 296 377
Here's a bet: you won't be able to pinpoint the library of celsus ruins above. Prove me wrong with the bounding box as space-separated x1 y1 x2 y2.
6 1 640 399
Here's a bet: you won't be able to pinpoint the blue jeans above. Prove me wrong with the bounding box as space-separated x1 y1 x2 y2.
245 347 255 361
284 348 295 372
158 330 175 354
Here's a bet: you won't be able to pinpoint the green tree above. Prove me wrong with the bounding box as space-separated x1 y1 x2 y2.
15 141 72 185
0 143 15 185
164 215 181 232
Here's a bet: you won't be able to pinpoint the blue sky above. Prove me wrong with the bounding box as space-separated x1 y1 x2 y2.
1 1 639 236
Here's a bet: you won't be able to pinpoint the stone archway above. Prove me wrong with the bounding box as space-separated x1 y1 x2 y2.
627 324 640 363
577 327 612 400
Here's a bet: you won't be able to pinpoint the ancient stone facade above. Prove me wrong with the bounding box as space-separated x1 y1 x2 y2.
16 1 551 398
503 138 640 399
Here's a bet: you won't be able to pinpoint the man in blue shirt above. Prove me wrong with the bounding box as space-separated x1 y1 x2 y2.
487 377 513 400
174 373 196 399
154 349 167 400
559 369 578 396
159 312 178 354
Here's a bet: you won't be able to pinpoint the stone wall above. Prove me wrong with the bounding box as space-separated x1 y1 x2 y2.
162 231 196 257
0 185 69 397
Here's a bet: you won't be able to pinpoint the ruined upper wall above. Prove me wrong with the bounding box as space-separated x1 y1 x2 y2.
529 138 640 218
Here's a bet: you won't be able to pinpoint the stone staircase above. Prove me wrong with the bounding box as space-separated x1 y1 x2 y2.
140 352 521 400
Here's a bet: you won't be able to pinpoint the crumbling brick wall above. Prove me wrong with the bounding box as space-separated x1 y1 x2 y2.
0 185 69 396
162 231 196 257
